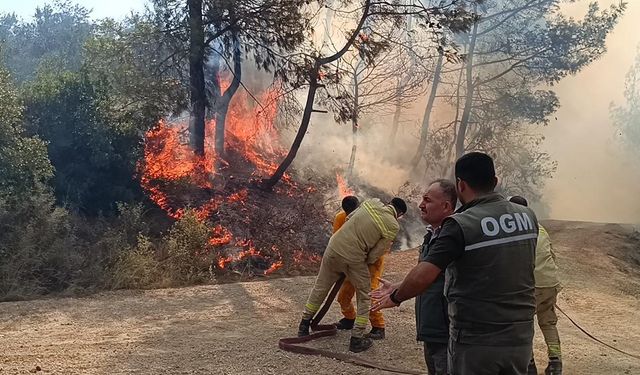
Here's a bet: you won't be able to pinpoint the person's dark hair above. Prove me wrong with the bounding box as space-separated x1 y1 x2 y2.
509 195 528 207
430 179 457 207
455 152 497 193
341 196 359 214
390 197 407 216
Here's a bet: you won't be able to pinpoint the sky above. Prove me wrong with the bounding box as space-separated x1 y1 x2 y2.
0 0 146 20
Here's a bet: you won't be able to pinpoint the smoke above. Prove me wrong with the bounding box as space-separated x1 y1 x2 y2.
250 0 640 227
288 113 411 191
283 87 457 191
278 100 439 249
540 0 640 224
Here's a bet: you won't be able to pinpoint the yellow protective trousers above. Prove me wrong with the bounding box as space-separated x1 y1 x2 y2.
337 256 385 328
302 249 371 338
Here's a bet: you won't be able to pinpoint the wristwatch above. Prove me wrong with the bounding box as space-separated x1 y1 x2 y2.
390 289 402 306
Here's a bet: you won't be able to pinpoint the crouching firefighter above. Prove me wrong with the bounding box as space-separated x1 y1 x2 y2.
334 196 388 340
297 197 406 352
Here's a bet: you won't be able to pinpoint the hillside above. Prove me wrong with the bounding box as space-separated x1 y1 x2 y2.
1 220 639 374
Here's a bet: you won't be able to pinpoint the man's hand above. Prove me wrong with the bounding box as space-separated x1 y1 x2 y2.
370 294 398 312
369 278 395 299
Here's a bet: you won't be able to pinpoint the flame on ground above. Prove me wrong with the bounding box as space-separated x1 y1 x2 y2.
139 122 219 220
139 83 316 276
216 242 285 276
209 225 232 247
228 188 248 204
336 173 354 198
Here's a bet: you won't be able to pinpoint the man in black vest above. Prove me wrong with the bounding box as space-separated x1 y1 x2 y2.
372 152 538 375
415 179 457 374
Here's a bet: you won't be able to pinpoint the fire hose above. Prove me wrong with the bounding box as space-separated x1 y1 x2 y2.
277 283 640 371
278 274 423 374
555 304 640 360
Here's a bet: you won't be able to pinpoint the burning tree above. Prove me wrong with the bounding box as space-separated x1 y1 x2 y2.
152 0 313 158
138 83 327 278
129 1 345 278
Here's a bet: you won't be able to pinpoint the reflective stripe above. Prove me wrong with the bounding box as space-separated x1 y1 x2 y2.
355 316 369 325
465 233 538 251
304 302 320 312
363 201 394 239
547 343 562 357
539 225 549 237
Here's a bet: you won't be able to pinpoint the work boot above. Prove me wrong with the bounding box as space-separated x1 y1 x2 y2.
544 357 562 375
349 336 373 353
335 318 355 330
365 327 385 340
527 359 538 375
297 318 311 337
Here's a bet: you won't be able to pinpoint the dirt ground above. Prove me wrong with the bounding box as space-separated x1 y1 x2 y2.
1 220 639 374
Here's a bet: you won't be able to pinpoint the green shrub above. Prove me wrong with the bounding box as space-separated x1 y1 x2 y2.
161 210 212 286
111 234 160 290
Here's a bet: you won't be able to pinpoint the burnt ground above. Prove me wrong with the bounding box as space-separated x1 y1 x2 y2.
1 220 639 374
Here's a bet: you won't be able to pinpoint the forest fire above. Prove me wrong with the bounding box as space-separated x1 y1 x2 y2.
138 83 320 277
139 122 219 220
216 84 287 179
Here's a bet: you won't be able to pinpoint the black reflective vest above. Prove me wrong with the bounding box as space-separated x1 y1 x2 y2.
445 193 538 346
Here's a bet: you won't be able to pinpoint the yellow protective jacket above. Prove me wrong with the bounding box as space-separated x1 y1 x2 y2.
534 225 560 288
327 198 399 264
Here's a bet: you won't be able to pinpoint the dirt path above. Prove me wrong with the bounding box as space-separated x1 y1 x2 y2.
1 220 639 374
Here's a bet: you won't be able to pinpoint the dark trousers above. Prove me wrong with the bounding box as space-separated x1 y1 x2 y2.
424 341 448 375
448 342 532 375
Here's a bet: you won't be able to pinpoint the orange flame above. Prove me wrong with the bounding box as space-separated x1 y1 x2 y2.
139 121 219 219
209 224 232 246
227 188 248 204
139 80 306 276
264 260 284 275
207 82 289 180
336 173 354 198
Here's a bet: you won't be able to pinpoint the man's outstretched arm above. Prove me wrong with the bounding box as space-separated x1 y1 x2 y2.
370 219 465 311
371 262 442 311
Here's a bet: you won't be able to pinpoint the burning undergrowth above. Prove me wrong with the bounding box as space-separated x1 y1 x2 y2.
135 81 425 285
138 84 327 281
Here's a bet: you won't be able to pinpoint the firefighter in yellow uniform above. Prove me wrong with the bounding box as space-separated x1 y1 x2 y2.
333 197 387 340
297 197 406 353
509 196 563 375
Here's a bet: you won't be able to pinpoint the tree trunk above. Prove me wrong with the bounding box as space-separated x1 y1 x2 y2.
389 81 403 144
261 68 319 190
214 34 242 157
214 106 225 157
455 18 479 161
262 0 372 190
410 48 444 169
445 61 466 179
347 64 361 179
188 0 206 156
